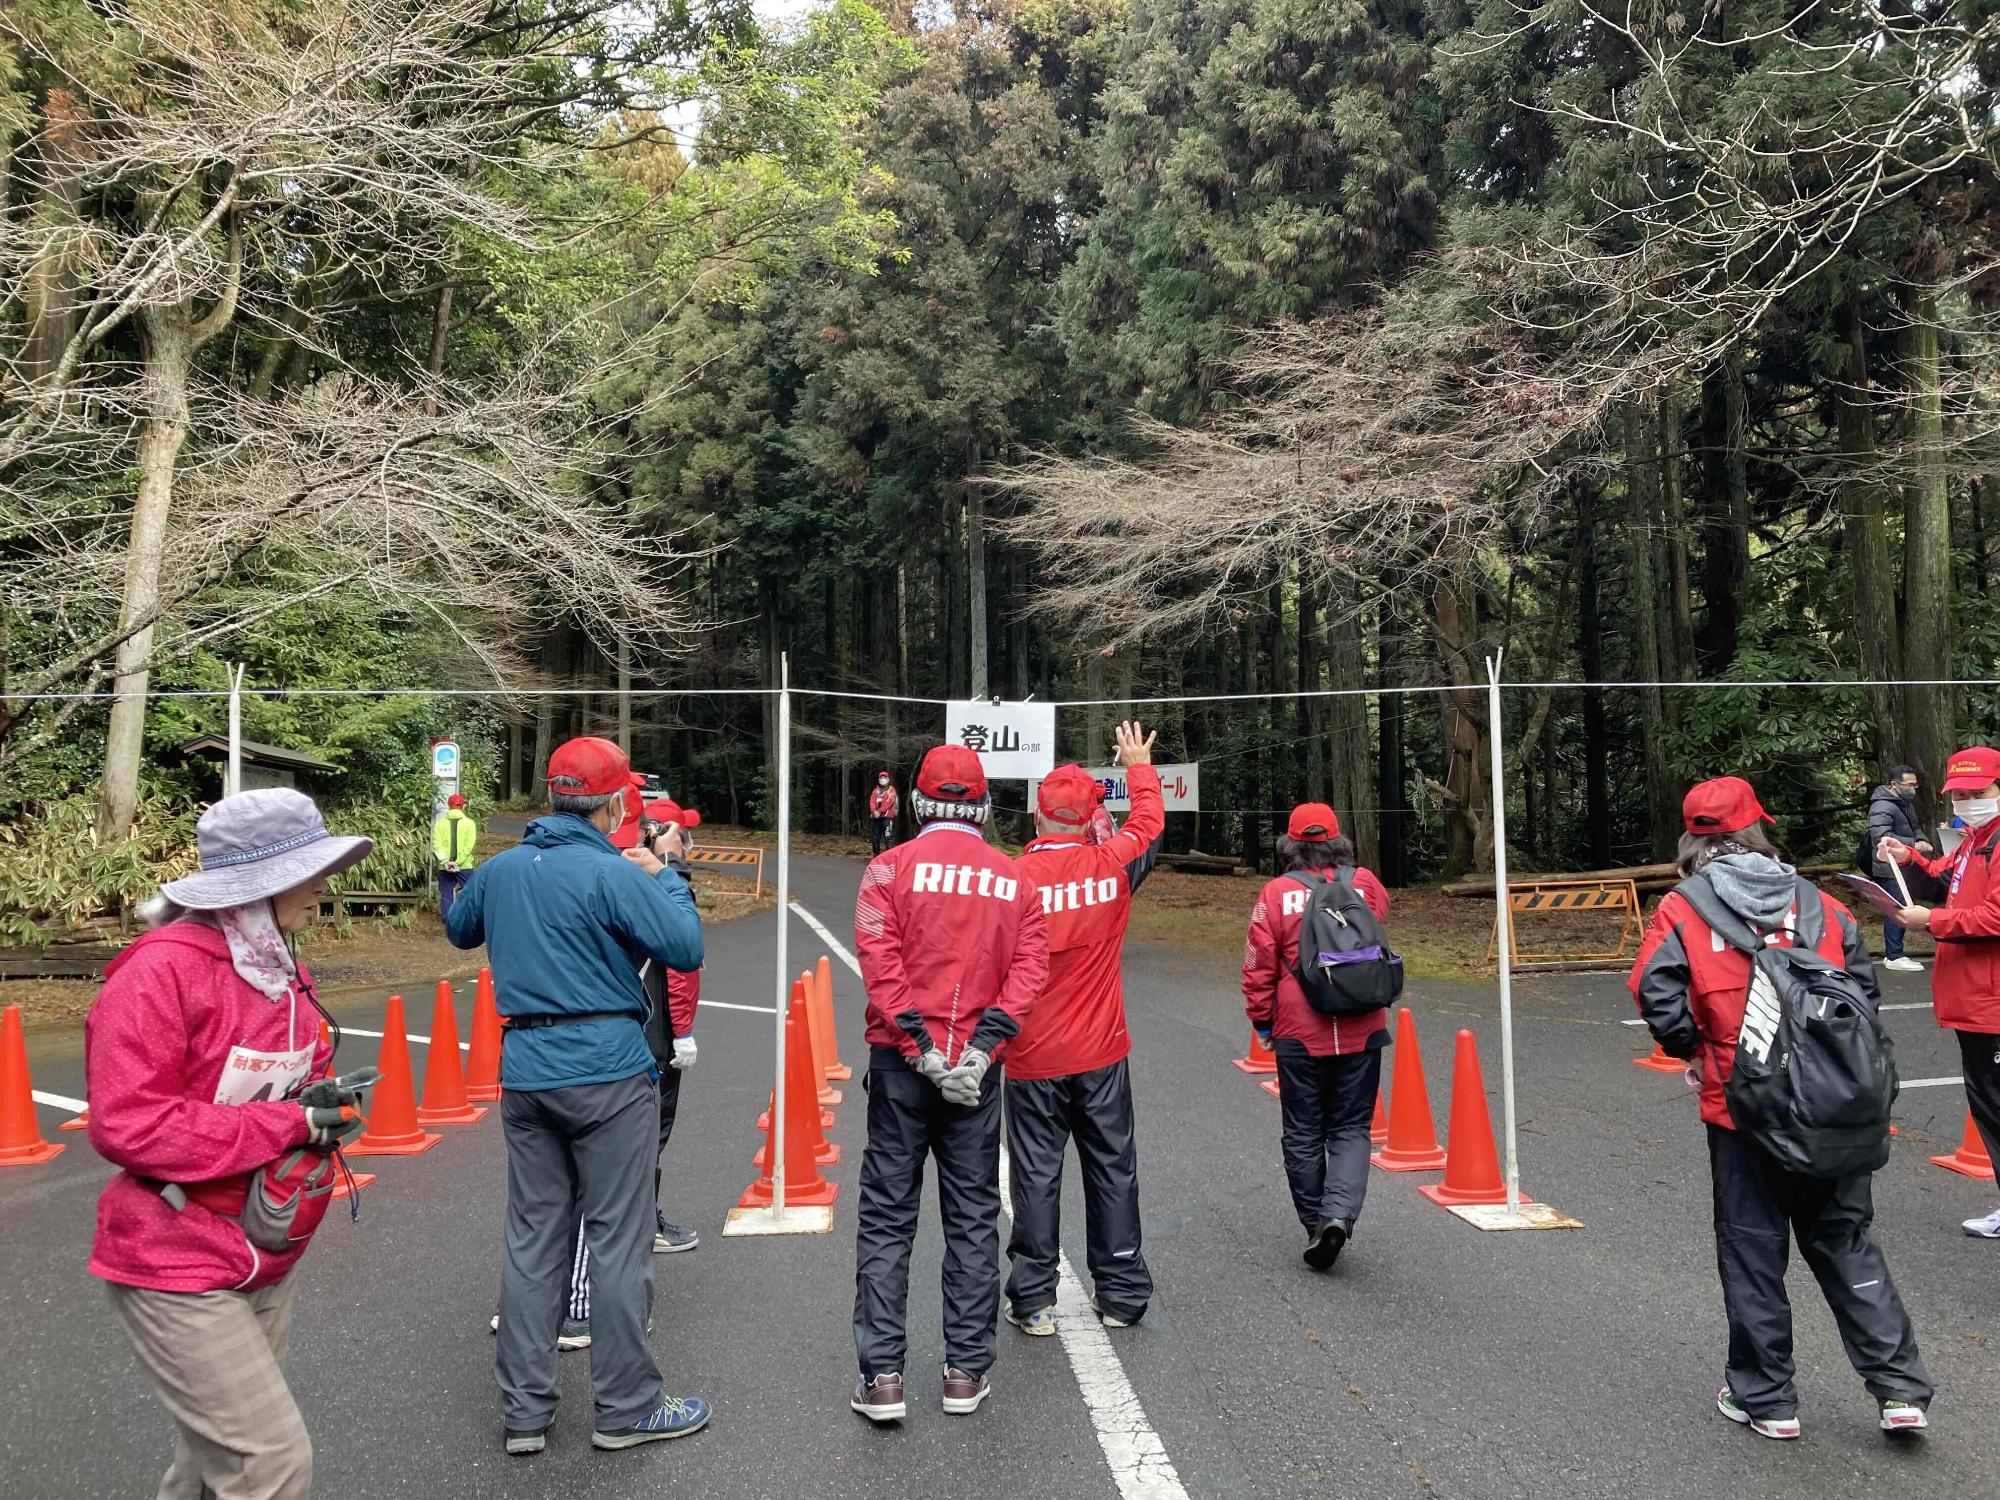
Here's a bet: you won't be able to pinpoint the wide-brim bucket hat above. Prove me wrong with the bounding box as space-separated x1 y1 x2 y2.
161 788 375 911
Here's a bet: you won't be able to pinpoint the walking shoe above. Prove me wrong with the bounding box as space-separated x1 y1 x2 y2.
1961 1206 2000 1239
942 1367 991 1415
1880 1399 1929 1434
504 1428 547 1456
1716 1387 1800 1440
1303 1219 1348 1271
653 1219 699 1254
591 1396 711 1450
1881 956 1925 973
851 1372 906 1423
1006 1305 1057 1337
1091 1297 1138 1329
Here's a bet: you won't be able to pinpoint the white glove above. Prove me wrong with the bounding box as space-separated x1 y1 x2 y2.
940 1047 991 1107
671 1035 697 1071
913 1049 951 1090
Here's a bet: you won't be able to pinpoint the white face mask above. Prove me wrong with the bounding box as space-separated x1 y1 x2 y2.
1954 796 2000 826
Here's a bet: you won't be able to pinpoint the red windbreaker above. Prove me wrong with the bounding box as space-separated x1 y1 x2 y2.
1008 763 1166 1081
1911 818 2000 1031
1242 867 1392 1055
869 786 898 818
855 821 1050 1065
1627 883 1874 1130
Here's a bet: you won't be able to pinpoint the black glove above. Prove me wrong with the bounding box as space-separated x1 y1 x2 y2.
301 1071 375 1150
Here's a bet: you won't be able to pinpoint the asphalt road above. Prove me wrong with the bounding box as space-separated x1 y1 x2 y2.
3 850 1995 1500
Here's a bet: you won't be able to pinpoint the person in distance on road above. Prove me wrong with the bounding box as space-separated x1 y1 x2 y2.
1862 764 1930 972
868 769 899 855
849 744 1050 1424
86 789 375 1500
1879 744 2000 1240
1004 721 1166 1336
1241 803 1393 1272
447 737 710 1457
1631 775 1931 1442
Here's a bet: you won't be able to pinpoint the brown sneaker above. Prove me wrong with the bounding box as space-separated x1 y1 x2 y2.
851 1372 906 1424
941 1367 991 1416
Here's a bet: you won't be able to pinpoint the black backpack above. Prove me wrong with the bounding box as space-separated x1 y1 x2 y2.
1678 873 1898 1179
1287 869 1404 1016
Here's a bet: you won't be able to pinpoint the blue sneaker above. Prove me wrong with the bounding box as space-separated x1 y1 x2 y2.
592 1396 711 1450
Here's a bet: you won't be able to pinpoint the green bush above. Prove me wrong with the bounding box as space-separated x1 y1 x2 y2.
0 796 200 944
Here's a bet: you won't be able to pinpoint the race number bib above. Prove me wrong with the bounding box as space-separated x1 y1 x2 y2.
214 1043 314 1107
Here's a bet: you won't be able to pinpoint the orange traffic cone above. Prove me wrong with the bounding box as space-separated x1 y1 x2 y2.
1369 1086 1389 1145
416 981 487 1127
347 995 443 1156
1930 1109 1996 1180
60 1106 90 1132
798 974 841 1107
1233 1027 1278 1075
813 956 852 1081
1371 1008 1447 1172
1419 1030 1530 1208
464 967 503 1104
0 1005 63 1166
757 985 841 1166
330 1164 376 1199
737 1001 838 1207
1633 1042 1681 1073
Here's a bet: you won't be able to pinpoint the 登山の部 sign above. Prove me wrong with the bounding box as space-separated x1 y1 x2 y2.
943 701 1056 779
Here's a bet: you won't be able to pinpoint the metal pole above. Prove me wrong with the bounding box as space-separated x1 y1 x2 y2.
773 652 791 1213
1484 652 1521 1214
227 664 245 797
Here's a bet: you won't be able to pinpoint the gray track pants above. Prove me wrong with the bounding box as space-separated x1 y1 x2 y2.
497 1072 662 1432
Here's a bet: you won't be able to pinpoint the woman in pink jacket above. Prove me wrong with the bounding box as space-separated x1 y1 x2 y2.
87 788 373 1500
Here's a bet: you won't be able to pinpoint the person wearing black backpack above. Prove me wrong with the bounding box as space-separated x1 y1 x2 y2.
1628 776 1932 1443
1242 803 1399 1271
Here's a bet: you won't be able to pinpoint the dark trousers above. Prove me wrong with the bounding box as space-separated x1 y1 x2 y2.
1275 1042 1381 1235
437 869 468 921
1955 1029 2000 1167
870 817 894 855
1005 1060 1152 1323
1882 916 1906 959
854 1047 1004 1380
568 1064 684 1320
1706 1123 1931 1418
497 1073 663 1431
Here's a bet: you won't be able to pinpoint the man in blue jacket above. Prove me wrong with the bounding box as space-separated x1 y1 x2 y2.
447 736 710 1457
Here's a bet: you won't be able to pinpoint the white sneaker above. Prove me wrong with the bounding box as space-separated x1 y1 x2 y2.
1717 1387 1799 1440
1880 1399 1929 1434
1881 956 1925 973
1962 1207 2000 1239
1005 1305 1057 1337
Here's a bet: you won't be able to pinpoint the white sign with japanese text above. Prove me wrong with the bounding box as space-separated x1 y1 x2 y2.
944 700 1057 779
1028 763 1201 814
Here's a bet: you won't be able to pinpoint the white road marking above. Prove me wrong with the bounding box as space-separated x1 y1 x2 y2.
31 1089 86 1114
1878 1002 1932 1011
343 1025 460 1050
699 1000 778 1015
1900 1076 1964 1089
800 900 1190 1500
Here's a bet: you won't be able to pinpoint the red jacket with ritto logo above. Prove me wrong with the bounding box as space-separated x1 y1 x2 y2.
1242 867 1393 1055
855 822 1050 1065
1008 763 1167 1081
1912 818 2000 1031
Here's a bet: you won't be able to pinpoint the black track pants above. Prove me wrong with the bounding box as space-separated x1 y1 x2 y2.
1953 1030 2000 1170
1004 1060 1152 1323
853 1047 1004 1380
1707 1122 1931 1418
1274 1042 1381 1236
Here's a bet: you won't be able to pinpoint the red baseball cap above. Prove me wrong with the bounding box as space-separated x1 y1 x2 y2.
447 792 465 809
1681 776 1774 834
1037 765 1103 828
1941 746 2000 793
547 736 642 798
643 798 701 829
917 744 987 801
1287 803 1341 842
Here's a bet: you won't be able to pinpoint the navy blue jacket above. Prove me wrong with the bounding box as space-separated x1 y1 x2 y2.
445 814 702 1091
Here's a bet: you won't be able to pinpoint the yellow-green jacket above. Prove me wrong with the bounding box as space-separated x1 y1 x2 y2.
433 808 479 868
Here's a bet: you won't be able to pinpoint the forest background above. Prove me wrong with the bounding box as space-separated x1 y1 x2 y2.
4 0 1996 940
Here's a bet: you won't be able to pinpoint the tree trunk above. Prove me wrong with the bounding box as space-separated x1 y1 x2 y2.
1434 555 1489 877
1326 599 1375 868
1696 353 1750 674
1266 575 1292 812
1577 488 1612 868
1657 390 1696 681
424 284 453 414
1375 598 1409 886
506 721 523 801
616 639 632 754
1836 296 1902 771
1900 284 1954 801
97 315 195 839
966 445 988 699
22 107 84 386
1084 648 1106 766
1623 401 1677 861
1300 571 1324 800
